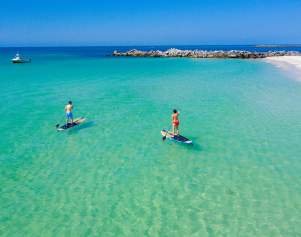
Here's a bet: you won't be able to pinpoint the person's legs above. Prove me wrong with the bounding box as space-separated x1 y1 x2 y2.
172 123 175 135
175 125 179 135
70 112 73 124
66 112 73 124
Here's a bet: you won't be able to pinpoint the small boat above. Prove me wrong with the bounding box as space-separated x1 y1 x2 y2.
11 53 31 63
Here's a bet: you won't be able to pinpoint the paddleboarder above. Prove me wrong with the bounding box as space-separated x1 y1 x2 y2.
65 101 74 125
172 109 180 135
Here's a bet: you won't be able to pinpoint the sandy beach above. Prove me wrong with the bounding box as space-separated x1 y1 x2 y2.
265 56 301 80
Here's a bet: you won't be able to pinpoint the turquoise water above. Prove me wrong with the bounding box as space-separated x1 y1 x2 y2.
1 50 301 236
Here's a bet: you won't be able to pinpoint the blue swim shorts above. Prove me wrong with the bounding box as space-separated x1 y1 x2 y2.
66 112 73 120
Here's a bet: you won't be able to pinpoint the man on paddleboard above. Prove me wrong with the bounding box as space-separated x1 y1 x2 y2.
172 109 180 135
65 101 73 124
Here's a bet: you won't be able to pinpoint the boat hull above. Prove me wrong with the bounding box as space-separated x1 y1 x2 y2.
12 59 31 63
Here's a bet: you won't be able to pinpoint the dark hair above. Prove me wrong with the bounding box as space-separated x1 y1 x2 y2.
173 109 177 113
68 101 72 104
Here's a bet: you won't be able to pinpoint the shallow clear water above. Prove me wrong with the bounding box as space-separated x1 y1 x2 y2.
1 48 301 236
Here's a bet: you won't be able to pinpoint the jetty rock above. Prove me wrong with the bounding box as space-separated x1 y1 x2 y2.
112 49 301 59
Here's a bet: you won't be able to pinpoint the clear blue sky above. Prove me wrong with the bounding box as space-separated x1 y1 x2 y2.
1 0 300 46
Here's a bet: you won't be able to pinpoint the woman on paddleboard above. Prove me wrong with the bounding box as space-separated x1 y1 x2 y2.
172 109 180 135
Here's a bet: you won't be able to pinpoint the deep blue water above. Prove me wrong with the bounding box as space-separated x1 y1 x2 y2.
0 45 301 61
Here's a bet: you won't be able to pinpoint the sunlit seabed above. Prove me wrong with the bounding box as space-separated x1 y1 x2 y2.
0 53 301 236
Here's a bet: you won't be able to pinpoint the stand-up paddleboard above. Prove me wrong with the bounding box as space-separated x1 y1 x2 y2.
56 117 86 131
161 129 192 144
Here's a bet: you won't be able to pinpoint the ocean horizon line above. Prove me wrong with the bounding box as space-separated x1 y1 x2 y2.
1 43 301 49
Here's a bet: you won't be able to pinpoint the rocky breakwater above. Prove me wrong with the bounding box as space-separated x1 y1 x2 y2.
113 48 301 59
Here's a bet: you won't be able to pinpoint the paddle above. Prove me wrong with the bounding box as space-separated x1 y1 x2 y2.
162 130 168 141
56 112 67 130
55 115 71 130
162 129 172 141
